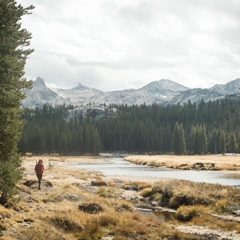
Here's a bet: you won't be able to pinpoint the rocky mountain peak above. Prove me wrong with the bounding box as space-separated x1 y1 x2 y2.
71 82 86 90
23 77 240 108
143 79 189 93
210 78 240 95
34 77 46 87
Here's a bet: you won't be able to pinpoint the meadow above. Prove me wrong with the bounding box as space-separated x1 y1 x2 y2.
0 155 239 240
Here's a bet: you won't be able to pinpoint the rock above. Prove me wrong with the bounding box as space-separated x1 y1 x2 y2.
151 201 158 206
63 193 83 202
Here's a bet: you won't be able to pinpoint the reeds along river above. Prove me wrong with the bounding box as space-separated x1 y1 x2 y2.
71 158 240 187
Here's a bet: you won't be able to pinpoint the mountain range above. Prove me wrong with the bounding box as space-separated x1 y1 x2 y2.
22 77 240 109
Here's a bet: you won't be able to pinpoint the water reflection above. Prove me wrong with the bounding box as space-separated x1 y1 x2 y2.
72 158 240 186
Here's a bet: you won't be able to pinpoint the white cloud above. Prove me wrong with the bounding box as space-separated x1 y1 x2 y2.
18 0 240 91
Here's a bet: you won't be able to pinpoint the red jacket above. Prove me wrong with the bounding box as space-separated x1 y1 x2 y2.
35 163 44 174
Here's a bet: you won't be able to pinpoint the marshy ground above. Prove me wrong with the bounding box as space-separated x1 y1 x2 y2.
0 155 240 240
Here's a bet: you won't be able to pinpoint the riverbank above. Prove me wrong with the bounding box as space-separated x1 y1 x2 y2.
0 155 239 240
124 154 240 171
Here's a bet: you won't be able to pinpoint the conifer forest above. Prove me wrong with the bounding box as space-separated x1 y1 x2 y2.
19 98 240 155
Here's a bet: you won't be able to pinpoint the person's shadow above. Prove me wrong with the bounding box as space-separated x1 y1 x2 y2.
22 179 53 190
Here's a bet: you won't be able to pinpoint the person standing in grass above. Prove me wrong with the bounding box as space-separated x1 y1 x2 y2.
35 159 44 190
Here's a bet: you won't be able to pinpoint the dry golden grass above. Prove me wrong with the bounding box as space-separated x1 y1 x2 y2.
0 155 239 239
91 179 108 186
123 181 152 191
97 186 122 198
139 187 153 198
176 205 207 221
214 199 228 213
124 154 240 170
192 214 240 233
151 179 240 210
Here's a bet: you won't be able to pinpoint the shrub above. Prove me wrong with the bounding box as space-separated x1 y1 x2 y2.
169 194 194 209
214 199 228 213
91 179 108 186
115 202 134 212
23 226 66 240
98 214 118 227
48 161 54 169
97 186 119 198
138 183 152 190
78 219 102 239
176 205 204 221
114 217 148 237
78 203 103 214
51 215 83 232
140 187 153 198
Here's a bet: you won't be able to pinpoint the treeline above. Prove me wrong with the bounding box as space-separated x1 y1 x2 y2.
19 98 240 155
19 105 101 155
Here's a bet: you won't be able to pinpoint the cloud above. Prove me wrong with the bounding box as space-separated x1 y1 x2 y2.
18 0 240 91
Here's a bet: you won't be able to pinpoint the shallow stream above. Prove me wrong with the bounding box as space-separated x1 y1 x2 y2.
72 157 240 186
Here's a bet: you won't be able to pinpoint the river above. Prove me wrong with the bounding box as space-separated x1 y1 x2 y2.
72 157 240 186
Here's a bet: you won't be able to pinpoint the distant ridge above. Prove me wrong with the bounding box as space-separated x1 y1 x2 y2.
22 77 240 109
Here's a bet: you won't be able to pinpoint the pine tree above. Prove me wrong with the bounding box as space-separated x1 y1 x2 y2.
219 130 227 154
227 133 238 154
190 124 208 155
0 1 33 204
172 122 186 155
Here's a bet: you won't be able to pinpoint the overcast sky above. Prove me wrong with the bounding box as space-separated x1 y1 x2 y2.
17 0 240 91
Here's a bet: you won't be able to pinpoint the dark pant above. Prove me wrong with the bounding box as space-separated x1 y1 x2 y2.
36 173 43 189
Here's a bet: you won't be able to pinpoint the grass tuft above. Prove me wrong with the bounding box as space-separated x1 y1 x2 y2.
214 199 228 213
51 215 83 232
91 179 108 186
176 205 206 221
78 219 102 240
139 187 153 198
152 179 240 212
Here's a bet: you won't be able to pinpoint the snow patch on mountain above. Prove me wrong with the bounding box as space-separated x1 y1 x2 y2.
22 77 240 109
22 77 71 108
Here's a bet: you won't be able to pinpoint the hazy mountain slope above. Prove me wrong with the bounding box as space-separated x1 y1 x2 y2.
169 88 224 105
22 77 240 108
169 78 240 105
52 82 103 105
210 78 240 95
22 77 70 108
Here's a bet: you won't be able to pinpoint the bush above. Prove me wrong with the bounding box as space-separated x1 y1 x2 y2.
98 214 118 227
140 188 153 198
214 199 228 213
51 215 83 232
176 205 205 221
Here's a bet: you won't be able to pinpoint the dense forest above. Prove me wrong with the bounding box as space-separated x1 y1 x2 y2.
19 98 240 155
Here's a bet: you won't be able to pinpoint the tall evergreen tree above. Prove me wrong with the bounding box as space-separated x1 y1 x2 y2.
0 1 33 204
219 130 227 154
18 99 240 155
190 124 207 154
207 128 219 154
227 133 238 154
172 122 186 155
